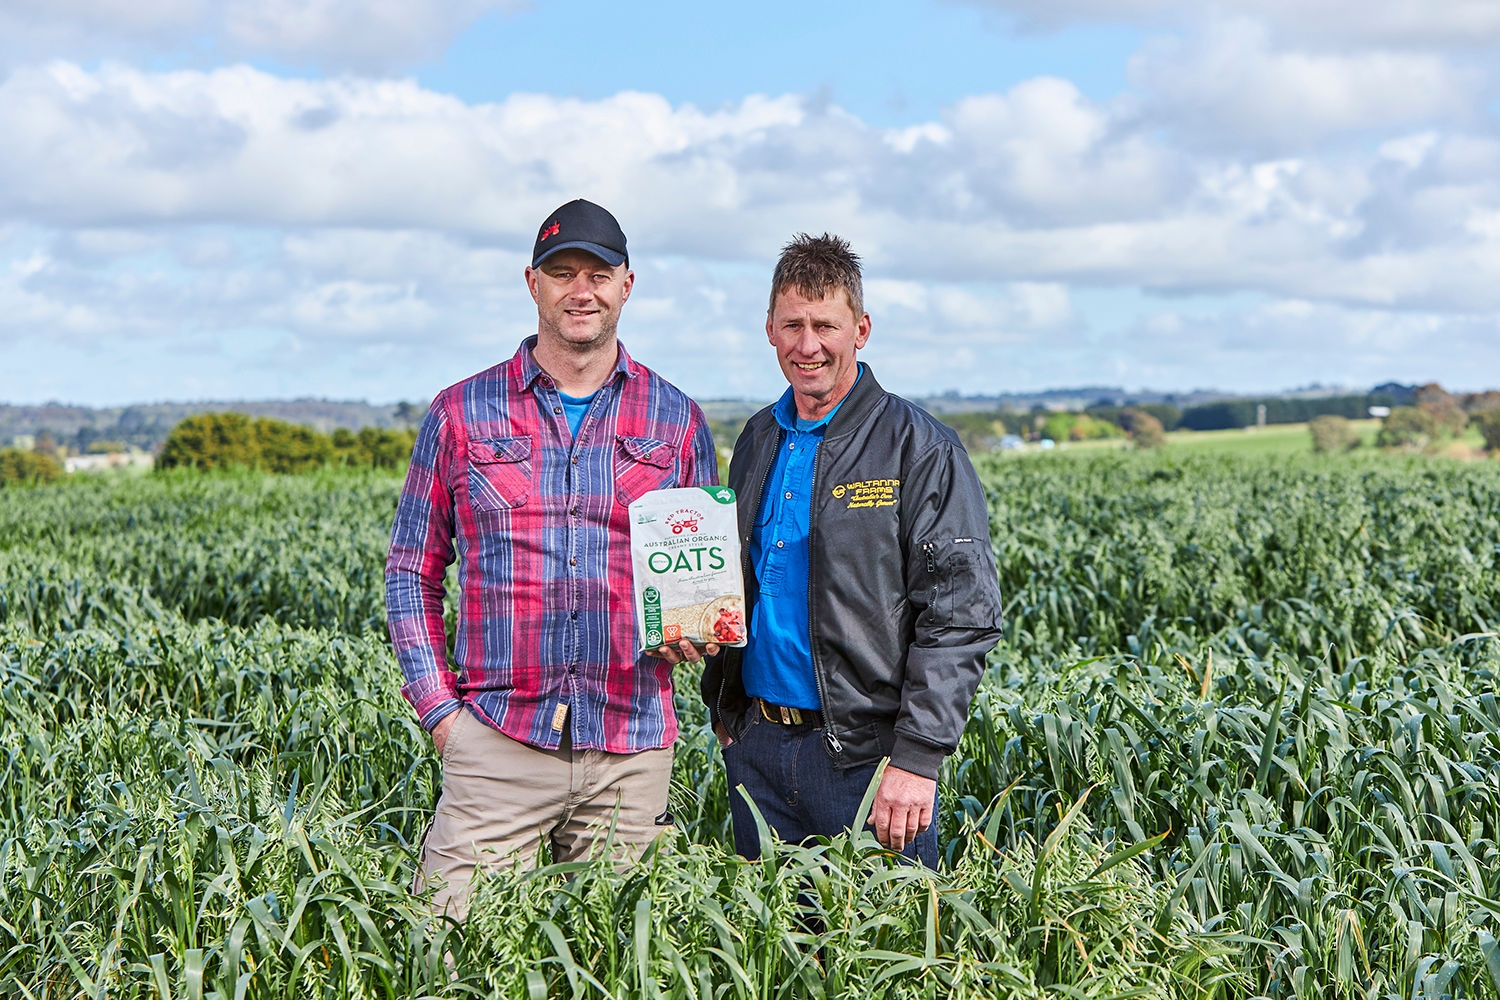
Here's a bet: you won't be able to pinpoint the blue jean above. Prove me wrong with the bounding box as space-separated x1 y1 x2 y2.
722 710 940 867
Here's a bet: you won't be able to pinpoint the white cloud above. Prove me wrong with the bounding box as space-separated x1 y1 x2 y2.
1109 297 1500 392
1232 0 1500 47
3 41 1500 404
0 63 810 241
281 229 518 284
1129 18 1480 149
221 0 522 73
280 280 437 337
0 0 526 73
4 60 1499 313
973 0 1500 47
0 0 206 62
1378 132 1440 169
4 0 204 35
865 280 928 313
1011 282 1075 327
935 78 1189 223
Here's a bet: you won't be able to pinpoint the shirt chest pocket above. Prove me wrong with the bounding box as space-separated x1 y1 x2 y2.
613 436 678 507
467 436 532 512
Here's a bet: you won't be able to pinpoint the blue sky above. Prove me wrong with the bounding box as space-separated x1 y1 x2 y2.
2 0 1498 406
416 2 1141 124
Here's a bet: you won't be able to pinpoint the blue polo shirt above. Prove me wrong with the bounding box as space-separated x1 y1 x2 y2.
741 371 859 709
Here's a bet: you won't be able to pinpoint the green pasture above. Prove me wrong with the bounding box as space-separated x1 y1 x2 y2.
3 454 1500 998
1029 418 1487 458
1025 422 1334 457
1163 421 1351 455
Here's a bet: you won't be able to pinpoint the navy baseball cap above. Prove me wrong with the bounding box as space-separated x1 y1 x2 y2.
531 199 628 268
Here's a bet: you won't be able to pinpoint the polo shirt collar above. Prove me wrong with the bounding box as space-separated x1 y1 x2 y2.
772 364 863 432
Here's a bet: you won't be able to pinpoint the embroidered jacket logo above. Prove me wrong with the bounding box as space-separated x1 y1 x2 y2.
831 479 900 509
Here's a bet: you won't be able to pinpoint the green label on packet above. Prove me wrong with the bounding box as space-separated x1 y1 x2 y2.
642 586 663 647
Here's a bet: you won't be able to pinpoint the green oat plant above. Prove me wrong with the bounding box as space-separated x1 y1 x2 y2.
3 453 1500 996
2 614 1236 998
946 645 1500 998
0 468 402 636
457 773 1240 1000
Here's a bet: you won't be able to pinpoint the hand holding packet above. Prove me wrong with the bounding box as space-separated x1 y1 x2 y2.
629 486 747 652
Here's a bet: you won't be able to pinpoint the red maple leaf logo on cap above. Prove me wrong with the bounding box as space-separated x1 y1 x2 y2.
540 221 560 241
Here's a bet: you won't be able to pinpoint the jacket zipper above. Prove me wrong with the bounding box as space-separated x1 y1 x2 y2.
716 425 780 733
807 438 843 760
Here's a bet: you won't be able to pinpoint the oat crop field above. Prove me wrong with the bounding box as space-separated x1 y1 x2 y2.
3 452 1500 998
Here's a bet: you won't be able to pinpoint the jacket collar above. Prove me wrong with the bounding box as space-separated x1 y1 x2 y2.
821 362 885 440
771 365 864 432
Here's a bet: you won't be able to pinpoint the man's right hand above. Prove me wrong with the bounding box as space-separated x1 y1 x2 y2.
431 711 458 756
644 638 720 665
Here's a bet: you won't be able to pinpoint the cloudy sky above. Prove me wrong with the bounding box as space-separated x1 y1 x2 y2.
2 0 1498 406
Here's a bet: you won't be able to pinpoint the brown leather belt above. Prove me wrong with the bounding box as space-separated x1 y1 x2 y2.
755 697 824 727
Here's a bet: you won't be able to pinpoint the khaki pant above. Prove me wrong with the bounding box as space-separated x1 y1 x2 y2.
415 707 674 920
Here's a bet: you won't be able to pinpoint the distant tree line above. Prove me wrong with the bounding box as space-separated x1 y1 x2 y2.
3 399 425 458
1371 385 1500 453
3 413 178 458
932 382 1500 456
157 413 417 473
1173 395 1364 431
0 448 64 487
1307 384 1500 454
938 407 1170 450
1169 386 1500 433
1077 392 1412 434
1081 404 1182 434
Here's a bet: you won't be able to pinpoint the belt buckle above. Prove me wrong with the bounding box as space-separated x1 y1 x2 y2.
760 700 803 725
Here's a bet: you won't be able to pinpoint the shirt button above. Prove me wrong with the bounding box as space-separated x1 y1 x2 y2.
789 443 795 450
784 491 793 499
570 557 577 566
776 540 785 548
572 456 578 464
553 407 563 414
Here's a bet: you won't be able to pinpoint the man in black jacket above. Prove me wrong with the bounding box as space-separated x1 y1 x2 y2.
691 233 1005 865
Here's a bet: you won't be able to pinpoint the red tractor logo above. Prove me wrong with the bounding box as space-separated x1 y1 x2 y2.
666 509 702 535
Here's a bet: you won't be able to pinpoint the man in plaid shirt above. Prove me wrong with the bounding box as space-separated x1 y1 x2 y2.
386 199 716 919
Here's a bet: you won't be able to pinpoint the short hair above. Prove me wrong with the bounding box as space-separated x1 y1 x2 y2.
769 233 864 318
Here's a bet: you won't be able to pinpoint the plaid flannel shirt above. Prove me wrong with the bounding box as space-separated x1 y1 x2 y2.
385 337 717 753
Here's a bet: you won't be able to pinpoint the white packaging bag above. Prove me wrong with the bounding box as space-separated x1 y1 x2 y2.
629 485 747 651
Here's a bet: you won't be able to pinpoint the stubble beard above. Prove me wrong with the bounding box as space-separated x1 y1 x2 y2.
542 312 619 357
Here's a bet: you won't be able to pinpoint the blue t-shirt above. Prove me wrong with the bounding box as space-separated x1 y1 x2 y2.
741 369 860 709
558 390 598 438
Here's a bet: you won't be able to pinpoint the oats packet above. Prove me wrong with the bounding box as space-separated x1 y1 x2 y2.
629 486 747 651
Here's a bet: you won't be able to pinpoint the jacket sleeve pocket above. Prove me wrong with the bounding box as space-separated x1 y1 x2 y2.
467 436 532 511
915 535 1003 630
613 435 678 507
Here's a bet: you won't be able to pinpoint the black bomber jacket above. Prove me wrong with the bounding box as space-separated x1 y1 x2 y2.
700 365 1005 779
